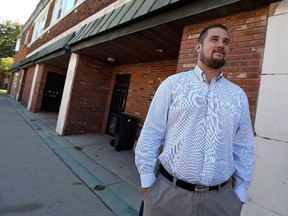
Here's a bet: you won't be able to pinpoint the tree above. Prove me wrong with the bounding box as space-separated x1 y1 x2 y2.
0 20 22 88
0 20 22 58
0 57 14 74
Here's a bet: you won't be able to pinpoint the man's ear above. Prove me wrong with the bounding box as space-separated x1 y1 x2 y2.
195 42 201 53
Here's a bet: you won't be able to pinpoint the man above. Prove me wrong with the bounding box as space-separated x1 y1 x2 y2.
135 24 255 216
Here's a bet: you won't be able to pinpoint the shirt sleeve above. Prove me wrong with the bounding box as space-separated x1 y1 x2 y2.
233 91 256 203
135 77 172 188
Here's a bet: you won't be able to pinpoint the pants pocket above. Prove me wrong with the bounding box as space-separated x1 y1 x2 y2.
229 185 243 208
143 177 159 201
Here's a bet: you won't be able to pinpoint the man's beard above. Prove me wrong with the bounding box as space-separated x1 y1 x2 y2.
199 49 226 69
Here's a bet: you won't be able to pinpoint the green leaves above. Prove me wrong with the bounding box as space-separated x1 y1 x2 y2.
0 57 14 73
0 20 22 58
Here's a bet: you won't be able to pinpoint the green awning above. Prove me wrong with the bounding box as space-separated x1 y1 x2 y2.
18 32 75 68
69 0 184 45
69 0 239 51
9 61 23 72
35 32 75 60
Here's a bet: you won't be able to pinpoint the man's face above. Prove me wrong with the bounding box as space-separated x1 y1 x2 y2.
196 28 230 69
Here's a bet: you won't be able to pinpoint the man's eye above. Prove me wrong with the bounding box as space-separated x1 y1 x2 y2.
223 40 229 45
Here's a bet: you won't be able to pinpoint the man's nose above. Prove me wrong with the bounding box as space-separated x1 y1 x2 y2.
217 41 225 47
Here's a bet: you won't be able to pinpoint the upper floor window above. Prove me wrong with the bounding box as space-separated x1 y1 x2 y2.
53 0 78 22
31 8 48 41
15 38 21 52
23 31 29 46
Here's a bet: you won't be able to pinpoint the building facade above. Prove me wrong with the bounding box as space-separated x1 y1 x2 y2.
9 0 288 215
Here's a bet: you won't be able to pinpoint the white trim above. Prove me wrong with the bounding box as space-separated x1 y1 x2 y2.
56 53 78 135
27 65 39 111
28 1 51 45
274 0 288 15
31 7 48 42
16 71 24 101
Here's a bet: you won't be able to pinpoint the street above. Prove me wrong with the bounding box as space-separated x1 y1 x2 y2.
0 93 141 216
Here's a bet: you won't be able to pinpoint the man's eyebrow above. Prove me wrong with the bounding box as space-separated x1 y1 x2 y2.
210 35 230 39
209 35 230 43
224 37 230 42
210 35 219 38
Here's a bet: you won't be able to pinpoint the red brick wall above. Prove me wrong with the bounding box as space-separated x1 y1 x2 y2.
14 0 117 62
63 55 113 135
44 0 56 29
21 66 36 108
177 7 269 123
63 58 177 135
114 60 178 126
15 69 26 101
29 64 44 112
28 0 117 54
30 64 67 112
14 24 35 63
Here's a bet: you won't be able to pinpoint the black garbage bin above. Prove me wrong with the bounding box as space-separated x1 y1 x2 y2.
108 113 119 136
113 114 137 151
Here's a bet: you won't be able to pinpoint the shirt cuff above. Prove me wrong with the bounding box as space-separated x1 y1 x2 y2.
140 172 156 188
234 185 247 203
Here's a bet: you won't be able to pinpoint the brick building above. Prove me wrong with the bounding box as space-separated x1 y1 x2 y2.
0 72 8 89
9 0 288 215
0 72 4 88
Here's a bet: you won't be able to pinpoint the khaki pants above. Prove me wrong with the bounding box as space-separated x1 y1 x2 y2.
143 173 242 216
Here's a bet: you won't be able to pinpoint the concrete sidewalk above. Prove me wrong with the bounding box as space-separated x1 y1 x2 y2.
0 93 141 216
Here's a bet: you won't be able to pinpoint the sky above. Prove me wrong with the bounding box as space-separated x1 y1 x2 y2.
0 0 40 24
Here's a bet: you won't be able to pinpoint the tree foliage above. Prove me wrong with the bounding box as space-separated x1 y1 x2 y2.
0 20 22 58
0 57 14 74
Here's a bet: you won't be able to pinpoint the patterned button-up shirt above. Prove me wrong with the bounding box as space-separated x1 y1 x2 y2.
135 65 255 202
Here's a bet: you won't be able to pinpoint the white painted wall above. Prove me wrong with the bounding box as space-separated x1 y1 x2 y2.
15 71 23 101
56 53 79 135
27 65 39 111
241 2 288 216
10 72 19 98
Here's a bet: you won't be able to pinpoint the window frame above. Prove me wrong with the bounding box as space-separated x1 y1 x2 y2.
31 8 48 41
52 0 79 23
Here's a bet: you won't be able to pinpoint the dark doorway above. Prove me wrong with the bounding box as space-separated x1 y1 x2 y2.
106 74 131 136
41 72 66 112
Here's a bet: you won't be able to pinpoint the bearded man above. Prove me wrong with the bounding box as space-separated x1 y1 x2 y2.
135 24 255 216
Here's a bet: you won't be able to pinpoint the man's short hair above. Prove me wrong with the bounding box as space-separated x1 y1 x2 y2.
197 24 228 44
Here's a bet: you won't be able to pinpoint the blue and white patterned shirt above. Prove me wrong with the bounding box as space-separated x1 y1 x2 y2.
135 65 255 202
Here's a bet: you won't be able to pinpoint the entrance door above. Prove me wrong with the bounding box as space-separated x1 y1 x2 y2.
106 74 131 136
41 72 66 112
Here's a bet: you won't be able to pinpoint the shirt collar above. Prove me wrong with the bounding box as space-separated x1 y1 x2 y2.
194 65 223 83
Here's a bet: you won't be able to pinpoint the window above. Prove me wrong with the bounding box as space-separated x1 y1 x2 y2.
32 8 48 41
15 38 20 51
53 0 78 22
23 31 29 46
32 16 46 40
